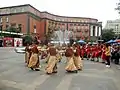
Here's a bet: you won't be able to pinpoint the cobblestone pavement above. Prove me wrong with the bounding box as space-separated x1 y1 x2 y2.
0 47 120 90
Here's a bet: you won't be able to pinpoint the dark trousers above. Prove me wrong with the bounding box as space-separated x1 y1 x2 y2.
114 52 119 64
106 56 110 65
115 58 119 64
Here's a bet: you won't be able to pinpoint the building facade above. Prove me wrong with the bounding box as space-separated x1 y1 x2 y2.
104 19 120 35
0 4 102 41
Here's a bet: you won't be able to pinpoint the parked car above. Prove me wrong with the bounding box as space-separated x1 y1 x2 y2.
14 47 26 53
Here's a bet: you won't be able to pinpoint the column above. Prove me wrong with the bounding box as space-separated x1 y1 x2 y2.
98 27 102 36
95 26 98 36
90 26 93 36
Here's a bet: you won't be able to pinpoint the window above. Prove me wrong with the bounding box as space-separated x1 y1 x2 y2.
0 25 3 31
115 25 119 30
52 22 54 24
70 24 73 26
34 25 36 33
14 9 17 13
6 17 9 23
78 26 80 29
81 20 84 22
74 26 76 29
11 23 16 27
6 25 9 29
0 17 2 23
74 24 76 26
55 23 57 25
18 24 22 32
21 8 24 12
77 29 81 32
85 29 88 32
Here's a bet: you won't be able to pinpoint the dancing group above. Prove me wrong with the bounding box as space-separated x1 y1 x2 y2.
25 42 83 75
24 42 119 75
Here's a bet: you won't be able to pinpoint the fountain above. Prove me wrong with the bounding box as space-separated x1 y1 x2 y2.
51 30 73 46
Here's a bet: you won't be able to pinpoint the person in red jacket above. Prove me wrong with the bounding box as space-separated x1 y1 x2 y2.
90 45 96 61
80 45 85 60
101 44 106 63
94 45 100 62
86 44 91 60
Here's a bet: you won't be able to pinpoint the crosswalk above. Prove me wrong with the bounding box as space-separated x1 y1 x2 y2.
0 53 119 90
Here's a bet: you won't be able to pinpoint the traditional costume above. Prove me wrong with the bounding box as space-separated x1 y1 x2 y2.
56 47 62 62
65 46 77 73
86 45 91 60
73 45 83 70
80 46 85 60
45 45 58 74
25 45 31 65
28 44 40 71
101 45 106 63
45 46 50 63
94 46 100 62
91 46 96 61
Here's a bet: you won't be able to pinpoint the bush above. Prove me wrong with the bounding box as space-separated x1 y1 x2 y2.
23 35 33 45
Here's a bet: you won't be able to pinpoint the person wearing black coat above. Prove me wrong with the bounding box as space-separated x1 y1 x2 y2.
114 47 120 65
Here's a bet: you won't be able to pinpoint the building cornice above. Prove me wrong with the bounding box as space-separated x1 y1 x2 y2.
0 4 99 23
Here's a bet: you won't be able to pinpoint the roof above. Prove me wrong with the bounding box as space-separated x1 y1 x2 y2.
0 4 98 21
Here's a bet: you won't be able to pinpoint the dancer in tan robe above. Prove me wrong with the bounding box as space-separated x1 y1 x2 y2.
45 45 50 63
73 44 83 70
28 43 40 71
45 44 58 74
56 46 62 62
25 44 32 66
65 45 78 73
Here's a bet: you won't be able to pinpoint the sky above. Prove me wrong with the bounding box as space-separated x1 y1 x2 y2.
0 0 119 27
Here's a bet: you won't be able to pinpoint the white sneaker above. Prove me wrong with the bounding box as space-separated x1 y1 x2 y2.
106 65 108 67
106 65 110 68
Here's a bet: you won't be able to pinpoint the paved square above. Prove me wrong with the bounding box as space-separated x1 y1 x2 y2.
0 47 120 90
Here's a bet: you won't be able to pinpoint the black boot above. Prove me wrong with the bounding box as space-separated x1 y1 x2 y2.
52 71 57 73
74 70 78 73
30 67 34 70
35 69 40 71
